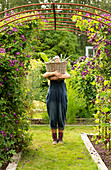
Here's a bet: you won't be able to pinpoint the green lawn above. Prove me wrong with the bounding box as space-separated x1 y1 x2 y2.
32 112 45 118
17 125 98 170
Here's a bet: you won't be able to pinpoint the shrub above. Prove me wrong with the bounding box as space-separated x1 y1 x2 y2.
71 56 97 113
66 85 87 124
0 11 46 167
72 11 111 148
66 56 97 122
25 59 48 103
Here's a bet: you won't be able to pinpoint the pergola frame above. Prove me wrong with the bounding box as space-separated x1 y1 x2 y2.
0 3 111 35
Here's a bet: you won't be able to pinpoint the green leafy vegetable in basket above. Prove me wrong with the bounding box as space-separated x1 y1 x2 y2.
39 52 71 63
38 52 49 62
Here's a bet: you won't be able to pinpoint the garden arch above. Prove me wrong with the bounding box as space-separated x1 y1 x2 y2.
0 3 111 168
0 2 111 34
0 3 110 58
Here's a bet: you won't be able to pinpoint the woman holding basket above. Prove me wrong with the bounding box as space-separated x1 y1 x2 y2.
43 56 70 144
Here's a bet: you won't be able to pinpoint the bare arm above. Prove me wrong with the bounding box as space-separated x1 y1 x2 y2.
58 72 71 79
50 72 70 81
43 70 61 78
43 70 70 81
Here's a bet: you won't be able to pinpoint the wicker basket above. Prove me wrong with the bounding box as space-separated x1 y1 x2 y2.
45 60 68 74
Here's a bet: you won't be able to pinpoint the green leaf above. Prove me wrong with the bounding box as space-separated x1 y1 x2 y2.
91 81 96 85
72 15 77 22
0 163 2 168
95 119 99 123
104 80 109 86
38 52 49 62
99 92 107 97
10 150 16 155
107 89 111 94
102 107 110 113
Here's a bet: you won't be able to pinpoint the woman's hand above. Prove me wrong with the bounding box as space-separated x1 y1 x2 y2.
54 70 61 77
43 70 61 78
58 72 70 79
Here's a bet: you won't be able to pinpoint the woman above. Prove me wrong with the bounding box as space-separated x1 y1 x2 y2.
43 56 70 144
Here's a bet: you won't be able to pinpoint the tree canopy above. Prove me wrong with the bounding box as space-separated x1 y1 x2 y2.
33 30 82 61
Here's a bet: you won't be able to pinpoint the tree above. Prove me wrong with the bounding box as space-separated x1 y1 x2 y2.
30 30 82 61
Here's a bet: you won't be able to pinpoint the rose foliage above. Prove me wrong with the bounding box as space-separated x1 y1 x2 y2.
0 11 46 167
72 11 111 146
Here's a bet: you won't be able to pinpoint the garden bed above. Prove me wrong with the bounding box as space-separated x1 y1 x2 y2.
29 118 96 125
0 152 21 170
81 133 111 170
29 118 48 124
88 135 111 169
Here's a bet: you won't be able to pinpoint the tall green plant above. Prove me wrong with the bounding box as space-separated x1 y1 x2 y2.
66 82 87 124
26 59 48 103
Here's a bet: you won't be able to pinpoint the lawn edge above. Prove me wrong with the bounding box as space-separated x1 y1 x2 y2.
81 133 108 170
6 152 21 170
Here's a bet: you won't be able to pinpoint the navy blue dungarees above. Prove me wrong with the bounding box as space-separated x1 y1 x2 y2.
46 80 67 130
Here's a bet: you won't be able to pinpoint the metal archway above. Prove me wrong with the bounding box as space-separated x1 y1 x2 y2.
0 3 111 36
